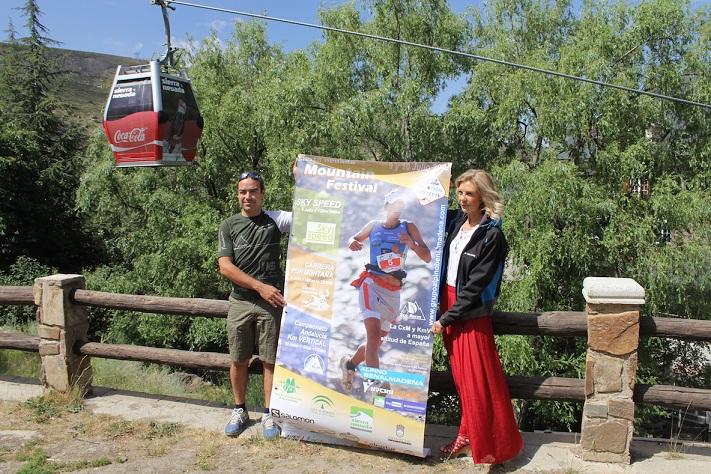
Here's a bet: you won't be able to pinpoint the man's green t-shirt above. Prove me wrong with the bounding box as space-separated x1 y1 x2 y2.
218 210 292 301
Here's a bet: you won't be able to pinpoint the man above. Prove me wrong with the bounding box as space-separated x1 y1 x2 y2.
218 171 291 439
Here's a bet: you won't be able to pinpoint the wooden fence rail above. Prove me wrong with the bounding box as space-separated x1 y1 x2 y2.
0 331 39 352
2 330 709 411
3 286 709 341
0 286 33 305
72 289 230 317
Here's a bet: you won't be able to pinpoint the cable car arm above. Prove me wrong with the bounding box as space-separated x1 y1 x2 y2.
151 0 177 68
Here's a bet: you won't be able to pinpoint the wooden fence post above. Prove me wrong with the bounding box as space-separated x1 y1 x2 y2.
33 274 92 393
580 277 645 463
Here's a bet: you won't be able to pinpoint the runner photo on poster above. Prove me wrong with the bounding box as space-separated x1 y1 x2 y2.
271 155 451 457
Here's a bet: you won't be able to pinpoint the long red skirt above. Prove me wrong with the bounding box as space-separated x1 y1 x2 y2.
441 284 523 464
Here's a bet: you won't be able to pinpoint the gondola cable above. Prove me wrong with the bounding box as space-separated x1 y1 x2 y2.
165 0 711 111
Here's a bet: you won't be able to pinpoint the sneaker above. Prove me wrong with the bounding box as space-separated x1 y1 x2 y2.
224 407 249 436
261 413 280 440
340 355 355 392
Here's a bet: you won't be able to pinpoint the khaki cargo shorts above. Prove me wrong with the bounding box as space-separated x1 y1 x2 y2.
227 296 282 364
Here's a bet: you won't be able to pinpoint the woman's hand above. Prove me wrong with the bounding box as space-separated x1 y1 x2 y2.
430 320 443 334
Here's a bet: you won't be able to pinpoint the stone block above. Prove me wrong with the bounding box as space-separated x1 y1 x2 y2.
608 399 635 421
65 307 89 329
624 352 638 392
581 449 630 464
585 402 608 418
33 284 42 306
37 325 61 340
41 355 70 392
34 274 86 327
35 274 84 288
588 311 640 355
38 341 60 356
582 277 645 305
59 322 88 357
585 359 595 396
39 285 67 326
580 419 630 454
594 356 623 393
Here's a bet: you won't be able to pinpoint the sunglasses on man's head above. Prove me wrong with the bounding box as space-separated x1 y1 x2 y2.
238 171 263 182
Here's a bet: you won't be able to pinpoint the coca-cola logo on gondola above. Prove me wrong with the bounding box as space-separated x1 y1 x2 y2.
114 128 147 143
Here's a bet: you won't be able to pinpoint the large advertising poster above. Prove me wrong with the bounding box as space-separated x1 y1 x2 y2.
271 155 451 457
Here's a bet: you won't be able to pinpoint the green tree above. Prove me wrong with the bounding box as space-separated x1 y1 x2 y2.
442 0 710 431
307 0 469 162
0 0 96 271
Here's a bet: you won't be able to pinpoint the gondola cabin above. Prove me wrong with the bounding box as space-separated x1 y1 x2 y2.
102 60 203 167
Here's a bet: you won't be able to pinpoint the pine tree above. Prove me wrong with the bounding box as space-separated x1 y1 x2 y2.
0 0 99 271
5 18 18 44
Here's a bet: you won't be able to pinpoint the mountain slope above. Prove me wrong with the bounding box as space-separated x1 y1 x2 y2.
1 43 144 123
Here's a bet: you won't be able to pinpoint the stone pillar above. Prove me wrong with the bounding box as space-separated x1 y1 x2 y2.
33 274 92 393
580 277 644 463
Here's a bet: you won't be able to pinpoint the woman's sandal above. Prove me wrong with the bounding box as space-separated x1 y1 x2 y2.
440 434 470 458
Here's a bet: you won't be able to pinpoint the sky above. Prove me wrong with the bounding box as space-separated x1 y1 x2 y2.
1 1 708 113
0 0 481 113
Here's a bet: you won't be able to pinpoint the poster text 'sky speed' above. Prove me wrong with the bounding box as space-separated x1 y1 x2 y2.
271 155 451 457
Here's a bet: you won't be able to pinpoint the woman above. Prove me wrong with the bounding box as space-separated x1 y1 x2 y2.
430 169 523 463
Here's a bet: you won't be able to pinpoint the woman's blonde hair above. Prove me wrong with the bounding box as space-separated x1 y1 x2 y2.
454 169 505 220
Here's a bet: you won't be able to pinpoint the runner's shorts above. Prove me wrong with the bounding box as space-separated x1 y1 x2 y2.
358 276 401 332
227 295 282 364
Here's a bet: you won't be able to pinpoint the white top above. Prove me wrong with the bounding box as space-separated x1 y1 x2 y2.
265 210 292 233
446 225 477 286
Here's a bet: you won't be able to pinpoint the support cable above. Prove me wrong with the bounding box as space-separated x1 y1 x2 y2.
165 0 710 111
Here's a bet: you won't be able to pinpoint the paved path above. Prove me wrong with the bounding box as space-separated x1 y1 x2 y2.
2 375 710 473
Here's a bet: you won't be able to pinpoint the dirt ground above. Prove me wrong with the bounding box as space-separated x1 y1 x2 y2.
5 386 710 474
0 397 494 474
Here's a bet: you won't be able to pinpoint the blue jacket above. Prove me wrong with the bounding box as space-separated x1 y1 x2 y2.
438 210 508 327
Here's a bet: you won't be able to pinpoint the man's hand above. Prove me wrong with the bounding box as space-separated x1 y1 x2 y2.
258 283 286 308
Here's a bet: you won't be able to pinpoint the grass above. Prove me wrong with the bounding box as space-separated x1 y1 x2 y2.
198 373 265 408
665 402 697 460
66 413 183 443
145 421 182 439
1 322 41 379
93 358 267 408
2 323 265 410
195 443 218 471
105 419 135 438
1 348 267 411
91 358 192 397
24 391 84 423
91 358 265 408
0 349 41 379
15 446 112 474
